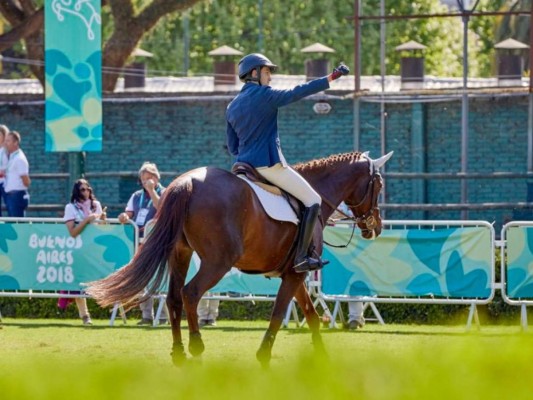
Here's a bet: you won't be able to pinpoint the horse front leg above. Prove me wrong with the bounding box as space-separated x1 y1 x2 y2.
257 273 306 368
294 281 327 359
167 248 191 366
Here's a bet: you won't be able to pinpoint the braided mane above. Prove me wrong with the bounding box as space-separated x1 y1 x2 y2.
293 151 363 173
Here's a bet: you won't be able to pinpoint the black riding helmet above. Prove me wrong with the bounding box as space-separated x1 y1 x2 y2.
238 53 277 85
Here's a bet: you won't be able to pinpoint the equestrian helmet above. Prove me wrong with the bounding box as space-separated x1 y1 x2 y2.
238 53 277 81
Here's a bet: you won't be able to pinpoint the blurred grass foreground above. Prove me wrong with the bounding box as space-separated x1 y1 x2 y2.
1 319 533 400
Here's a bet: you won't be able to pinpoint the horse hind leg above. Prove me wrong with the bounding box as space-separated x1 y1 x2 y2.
167 246 192 366
181 258 233 358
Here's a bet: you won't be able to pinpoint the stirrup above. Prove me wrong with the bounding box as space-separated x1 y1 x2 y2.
293 257 329 273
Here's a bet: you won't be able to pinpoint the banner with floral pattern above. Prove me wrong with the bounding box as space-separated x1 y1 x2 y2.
322 226 493 299
506 226 533 299
45 0 102 152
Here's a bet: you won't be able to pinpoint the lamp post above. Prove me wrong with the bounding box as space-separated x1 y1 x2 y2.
457 0 480 220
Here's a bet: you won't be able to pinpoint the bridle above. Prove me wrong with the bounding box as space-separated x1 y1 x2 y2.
322 169 383 248
345 171 382 232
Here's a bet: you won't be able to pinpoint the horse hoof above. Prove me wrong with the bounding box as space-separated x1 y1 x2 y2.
171 350 187 366
256 349 271 369
189 333 205 357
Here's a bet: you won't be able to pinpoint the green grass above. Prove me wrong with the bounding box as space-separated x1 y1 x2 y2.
1 318 533 399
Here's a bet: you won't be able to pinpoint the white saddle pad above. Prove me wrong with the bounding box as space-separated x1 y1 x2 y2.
238 175 299 225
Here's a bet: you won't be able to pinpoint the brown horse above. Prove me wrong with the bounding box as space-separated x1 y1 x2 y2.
86 150 392 366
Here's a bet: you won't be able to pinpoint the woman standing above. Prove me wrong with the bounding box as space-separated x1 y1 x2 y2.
60 178 105 325
0 125 8 216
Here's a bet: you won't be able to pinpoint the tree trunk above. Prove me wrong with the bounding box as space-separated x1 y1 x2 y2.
0 8 43 53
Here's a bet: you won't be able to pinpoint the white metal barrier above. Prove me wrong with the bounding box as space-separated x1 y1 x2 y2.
318 220 496 329
3 217 533 330
501 221 533 331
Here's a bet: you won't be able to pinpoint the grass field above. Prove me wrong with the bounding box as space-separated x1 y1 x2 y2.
1 318 533 399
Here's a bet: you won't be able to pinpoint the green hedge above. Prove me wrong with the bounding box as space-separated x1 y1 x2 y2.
0 294 528 325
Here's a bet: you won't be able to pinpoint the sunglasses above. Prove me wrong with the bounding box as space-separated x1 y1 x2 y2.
80 187 91 192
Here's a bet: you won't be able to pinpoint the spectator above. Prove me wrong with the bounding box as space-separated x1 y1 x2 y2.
118 162 168 326
198 295 220 327
3 130 30 217
60 178 106 325
226 53 349 273
0 125 8 216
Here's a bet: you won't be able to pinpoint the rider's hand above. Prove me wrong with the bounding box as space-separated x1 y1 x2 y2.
330 63 350 80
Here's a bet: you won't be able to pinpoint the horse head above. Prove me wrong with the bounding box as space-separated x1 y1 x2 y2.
345 151 393 240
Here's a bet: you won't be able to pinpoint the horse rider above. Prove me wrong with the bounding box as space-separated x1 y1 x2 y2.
226 53 349 273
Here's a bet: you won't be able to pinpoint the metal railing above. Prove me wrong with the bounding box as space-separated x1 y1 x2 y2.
14 170 533 215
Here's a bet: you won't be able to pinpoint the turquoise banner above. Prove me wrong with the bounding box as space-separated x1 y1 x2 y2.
322 226 492 299
45 0 102 152
506 226 533 299
0 223 134 291
186 254 280 295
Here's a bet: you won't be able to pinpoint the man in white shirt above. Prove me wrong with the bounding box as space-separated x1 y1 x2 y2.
0 125 8 216
3 131 31 217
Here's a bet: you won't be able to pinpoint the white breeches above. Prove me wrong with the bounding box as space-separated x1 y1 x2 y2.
257 163 321 207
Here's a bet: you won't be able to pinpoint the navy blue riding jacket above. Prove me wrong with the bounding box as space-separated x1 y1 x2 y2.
226 77 330 168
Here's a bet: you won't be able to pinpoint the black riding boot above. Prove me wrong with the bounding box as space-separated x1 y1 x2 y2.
293 204 326 273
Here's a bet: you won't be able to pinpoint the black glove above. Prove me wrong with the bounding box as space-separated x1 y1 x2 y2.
331 63 350 80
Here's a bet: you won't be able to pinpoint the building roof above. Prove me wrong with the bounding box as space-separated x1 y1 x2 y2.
0 74 529 96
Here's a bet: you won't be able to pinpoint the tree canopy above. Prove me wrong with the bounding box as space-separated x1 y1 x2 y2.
0 0 523 90
140 0 513 79
0 0 203 91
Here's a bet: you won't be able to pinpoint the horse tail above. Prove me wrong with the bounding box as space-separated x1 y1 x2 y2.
85 178 192 309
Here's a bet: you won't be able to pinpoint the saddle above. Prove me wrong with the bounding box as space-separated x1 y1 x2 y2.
231 162 302 220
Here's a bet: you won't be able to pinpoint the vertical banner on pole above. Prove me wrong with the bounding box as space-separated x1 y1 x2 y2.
45 1 102 152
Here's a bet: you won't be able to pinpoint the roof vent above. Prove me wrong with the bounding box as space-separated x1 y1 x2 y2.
301 42 335 82
395 41 426 90
208 45 243 88
494 38 529 87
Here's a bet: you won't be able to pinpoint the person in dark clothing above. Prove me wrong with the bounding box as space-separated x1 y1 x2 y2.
226 53 349 273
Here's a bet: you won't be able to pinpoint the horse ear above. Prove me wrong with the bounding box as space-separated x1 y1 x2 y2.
362 151 370 157
372 151 394 170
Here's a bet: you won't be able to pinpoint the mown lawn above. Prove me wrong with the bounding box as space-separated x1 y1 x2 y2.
1 318 532 400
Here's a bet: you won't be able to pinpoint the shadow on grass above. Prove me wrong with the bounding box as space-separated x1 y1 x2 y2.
1 321 268 332
3 321 526 338
283 325 527 338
